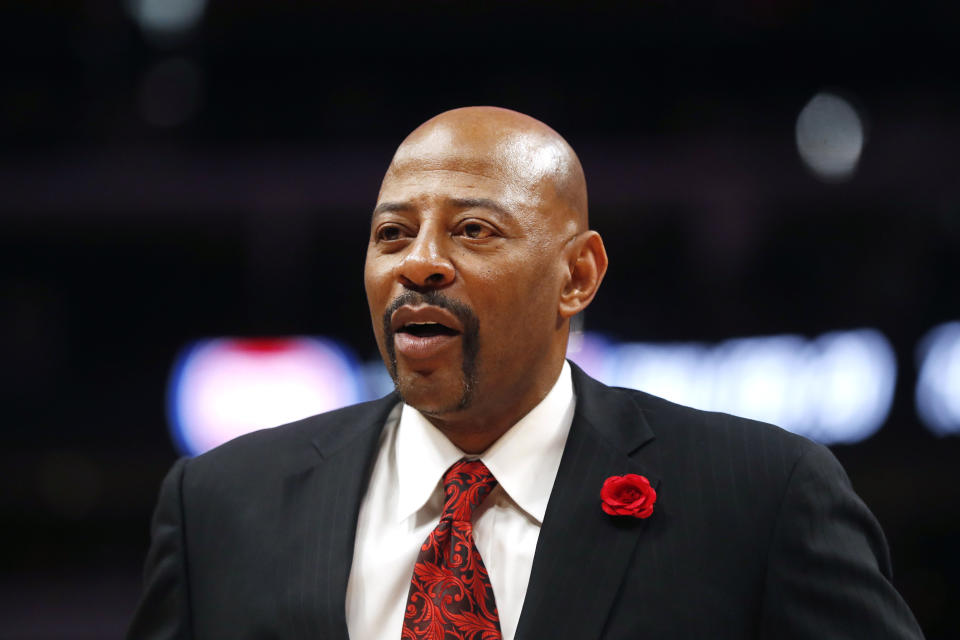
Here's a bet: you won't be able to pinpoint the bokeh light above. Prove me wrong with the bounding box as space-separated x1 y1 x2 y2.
126 0 208 43
796 92 865 182
168 337 362 455
916 321 960 436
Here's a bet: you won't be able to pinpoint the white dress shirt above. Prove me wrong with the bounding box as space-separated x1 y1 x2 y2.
345 361 575 640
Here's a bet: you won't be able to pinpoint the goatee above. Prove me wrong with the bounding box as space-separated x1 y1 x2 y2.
381 290 480 411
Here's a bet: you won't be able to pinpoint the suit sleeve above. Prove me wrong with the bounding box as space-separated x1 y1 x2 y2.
758 443 924 639
127 457 193 640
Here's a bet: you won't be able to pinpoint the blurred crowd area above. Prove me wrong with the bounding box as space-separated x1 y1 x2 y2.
1 2 958 637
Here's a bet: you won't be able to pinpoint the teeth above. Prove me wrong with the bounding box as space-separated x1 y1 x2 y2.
407 322 438 326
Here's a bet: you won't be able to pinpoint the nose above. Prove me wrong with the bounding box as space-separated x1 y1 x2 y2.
396 226 455 290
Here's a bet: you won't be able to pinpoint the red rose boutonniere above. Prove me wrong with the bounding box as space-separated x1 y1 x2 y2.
601 474 656 518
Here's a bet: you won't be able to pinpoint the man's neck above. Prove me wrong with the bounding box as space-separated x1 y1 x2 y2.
417 360 568 453
424 416 515 454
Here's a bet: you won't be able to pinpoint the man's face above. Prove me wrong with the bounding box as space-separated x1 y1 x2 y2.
364 143 576 423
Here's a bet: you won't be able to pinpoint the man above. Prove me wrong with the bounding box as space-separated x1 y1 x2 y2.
129 107 924 639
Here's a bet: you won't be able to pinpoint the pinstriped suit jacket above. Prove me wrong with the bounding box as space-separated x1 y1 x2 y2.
128 362 924 639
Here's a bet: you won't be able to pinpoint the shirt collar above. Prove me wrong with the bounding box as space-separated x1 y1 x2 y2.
395 360 575 525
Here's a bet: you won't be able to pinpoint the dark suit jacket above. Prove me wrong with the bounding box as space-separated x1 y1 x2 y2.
128 363 923 639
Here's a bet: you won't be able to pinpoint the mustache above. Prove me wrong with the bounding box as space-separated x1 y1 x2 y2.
382 290 477 338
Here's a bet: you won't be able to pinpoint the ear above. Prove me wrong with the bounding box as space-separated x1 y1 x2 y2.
558 230 608 319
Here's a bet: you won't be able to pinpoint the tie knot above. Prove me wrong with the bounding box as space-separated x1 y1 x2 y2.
441 459 498 523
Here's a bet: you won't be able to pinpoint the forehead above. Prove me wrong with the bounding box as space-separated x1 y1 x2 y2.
377 166 525 211
378 128 567 214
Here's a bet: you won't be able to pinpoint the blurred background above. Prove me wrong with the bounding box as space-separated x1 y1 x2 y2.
2 1 958 637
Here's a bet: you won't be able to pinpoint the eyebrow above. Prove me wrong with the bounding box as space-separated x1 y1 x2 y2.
448 197 513 219
371 197 514 220
371 201 414 218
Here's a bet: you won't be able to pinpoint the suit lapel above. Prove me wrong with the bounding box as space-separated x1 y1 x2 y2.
276 393 399 640
515 364 659 640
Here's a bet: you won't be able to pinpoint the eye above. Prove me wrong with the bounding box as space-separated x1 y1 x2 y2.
375 224 407 242
458 221 496 240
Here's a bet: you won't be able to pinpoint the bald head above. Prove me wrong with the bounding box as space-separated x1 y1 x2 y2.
384 106 589 230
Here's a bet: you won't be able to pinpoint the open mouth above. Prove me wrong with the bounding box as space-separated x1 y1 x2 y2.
388 304 467 361
398 321 460 338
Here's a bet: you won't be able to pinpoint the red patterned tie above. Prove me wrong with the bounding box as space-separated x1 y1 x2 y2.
401 459 503 640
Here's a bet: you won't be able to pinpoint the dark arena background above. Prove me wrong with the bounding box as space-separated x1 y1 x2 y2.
2 2 958 637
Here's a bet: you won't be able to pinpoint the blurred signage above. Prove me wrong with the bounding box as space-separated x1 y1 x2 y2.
168 325 959 456
567 329 895 445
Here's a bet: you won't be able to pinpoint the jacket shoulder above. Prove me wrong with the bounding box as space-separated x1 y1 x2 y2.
570 360 825 472
622 383 821 457
590 379 836 498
